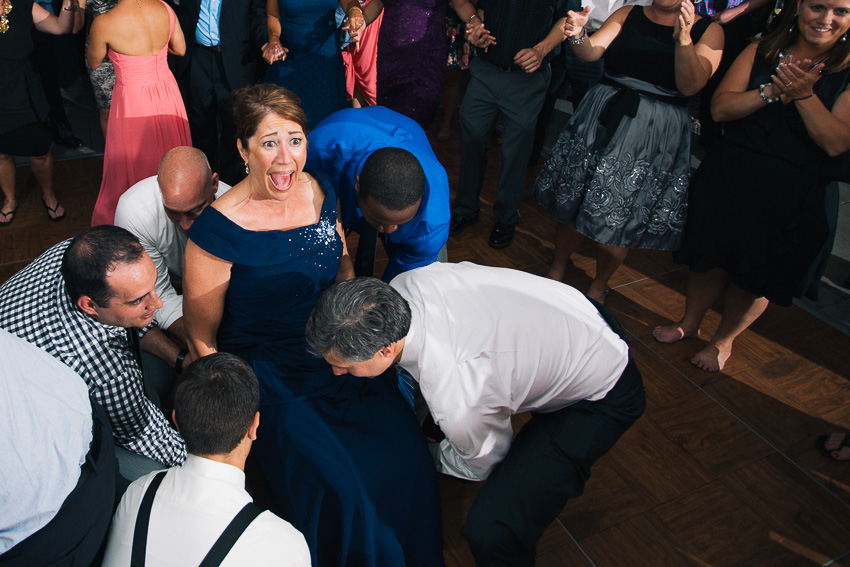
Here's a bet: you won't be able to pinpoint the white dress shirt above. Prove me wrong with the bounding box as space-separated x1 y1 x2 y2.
393 262 629 481
102 454 311 566
114 176 230 330
583 0 652 31
0 329 92 552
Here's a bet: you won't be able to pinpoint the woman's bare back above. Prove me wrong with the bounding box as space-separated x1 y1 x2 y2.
96 0 175 57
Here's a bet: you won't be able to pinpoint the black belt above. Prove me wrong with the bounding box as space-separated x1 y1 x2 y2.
195 43 221 52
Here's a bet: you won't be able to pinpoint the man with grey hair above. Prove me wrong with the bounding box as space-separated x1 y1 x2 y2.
115 146 230 343
306 262 645 566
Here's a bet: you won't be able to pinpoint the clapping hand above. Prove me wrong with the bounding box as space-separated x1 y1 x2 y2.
673 0 695 44
773 58 824 101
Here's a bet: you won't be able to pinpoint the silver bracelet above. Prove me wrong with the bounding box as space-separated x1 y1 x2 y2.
568 27 588 45
759 83 781 104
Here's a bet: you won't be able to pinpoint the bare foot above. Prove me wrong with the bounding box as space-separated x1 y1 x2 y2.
690 343 731 372
652 324 699 344
819 432 850 461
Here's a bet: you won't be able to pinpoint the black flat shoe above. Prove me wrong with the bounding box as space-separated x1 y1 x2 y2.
449 213 479 236
488 223 515 249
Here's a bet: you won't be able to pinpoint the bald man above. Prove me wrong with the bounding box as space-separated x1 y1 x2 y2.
115 147 230 342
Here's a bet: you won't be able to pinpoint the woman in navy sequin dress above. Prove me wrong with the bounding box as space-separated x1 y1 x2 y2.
183 84 444 567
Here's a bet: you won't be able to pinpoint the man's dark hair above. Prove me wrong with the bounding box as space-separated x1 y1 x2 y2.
359 148 425 211
173 353 260 456
306 277 411 363
61 225 145 306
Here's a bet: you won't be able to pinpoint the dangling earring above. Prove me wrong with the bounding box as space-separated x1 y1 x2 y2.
789 14 798 34
842 32 848 43
245 162 249 175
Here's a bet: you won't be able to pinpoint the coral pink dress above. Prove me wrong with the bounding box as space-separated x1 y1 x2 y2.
91 0 190 226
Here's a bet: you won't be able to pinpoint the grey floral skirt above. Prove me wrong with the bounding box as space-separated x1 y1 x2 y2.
532 78 692 251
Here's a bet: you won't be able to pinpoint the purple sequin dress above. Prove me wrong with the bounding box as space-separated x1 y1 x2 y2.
376 0 447 129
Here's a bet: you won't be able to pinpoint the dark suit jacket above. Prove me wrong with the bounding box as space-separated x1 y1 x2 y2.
167 0 268 89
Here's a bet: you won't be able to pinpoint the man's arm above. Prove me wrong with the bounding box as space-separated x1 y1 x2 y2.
430 404 514 481
72 338 186 467
513 16 568 73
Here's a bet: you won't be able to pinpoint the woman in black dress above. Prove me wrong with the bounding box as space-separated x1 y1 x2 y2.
653 0 850 371
0 0 82 226
533 0 723 302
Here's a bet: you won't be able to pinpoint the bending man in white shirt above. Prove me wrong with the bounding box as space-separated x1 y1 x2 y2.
102 352 311 567
306 262 645 566
115 146 230 343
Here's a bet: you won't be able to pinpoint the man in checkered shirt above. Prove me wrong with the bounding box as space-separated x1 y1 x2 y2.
0 226 187 490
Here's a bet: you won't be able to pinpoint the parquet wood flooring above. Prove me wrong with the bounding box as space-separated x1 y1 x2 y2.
1 114 849 567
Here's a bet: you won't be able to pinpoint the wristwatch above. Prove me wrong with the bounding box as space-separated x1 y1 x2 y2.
175 348 189 374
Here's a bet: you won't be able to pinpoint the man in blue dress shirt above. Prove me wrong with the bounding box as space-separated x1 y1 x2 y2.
307 106 451 281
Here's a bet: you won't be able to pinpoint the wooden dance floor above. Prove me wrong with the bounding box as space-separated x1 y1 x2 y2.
1 123 849 567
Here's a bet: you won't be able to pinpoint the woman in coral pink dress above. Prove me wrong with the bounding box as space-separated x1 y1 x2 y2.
87 0 190 225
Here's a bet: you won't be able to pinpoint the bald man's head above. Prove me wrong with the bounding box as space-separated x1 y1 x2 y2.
157 147 219 232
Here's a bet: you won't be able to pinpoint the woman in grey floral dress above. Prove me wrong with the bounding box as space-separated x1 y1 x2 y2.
85 0 117 136
531 0 722 302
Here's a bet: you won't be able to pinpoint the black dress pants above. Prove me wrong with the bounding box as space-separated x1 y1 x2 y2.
462 301 646 567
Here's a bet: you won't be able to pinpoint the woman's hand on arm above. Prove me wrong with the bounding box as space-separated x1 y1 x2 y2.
182 239 232 359
776 61 850 156
335 203 355 282
711 42 772 122
673 1 724 95
569 5 627 63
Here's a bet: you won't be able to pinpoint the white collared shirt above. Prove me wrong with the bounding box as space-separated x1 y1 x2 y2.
583 0 652 31
102 455 311 566
115 176 230 330
393 262 629 481
0 329 92 552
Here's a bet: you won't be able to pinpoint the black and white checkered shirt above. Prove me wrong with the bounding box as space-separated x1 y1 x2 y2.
0 240 186 467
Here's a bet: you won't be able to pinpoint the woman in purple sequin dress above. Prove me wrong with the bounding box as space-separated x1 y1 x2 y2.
377 0 447 128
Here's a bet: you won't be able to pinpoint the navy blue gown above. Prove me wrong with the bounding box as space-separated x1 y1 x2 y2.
189 172 444 567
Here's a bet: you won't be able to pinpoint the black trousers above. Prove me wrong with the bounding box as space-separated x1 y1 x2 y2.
183 47 243 186
462 301 646 567
0 401 116 567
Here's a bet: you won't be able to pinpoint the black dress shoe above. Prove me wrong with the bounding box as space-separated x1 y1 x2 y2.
449 213 479 236
488 223 515 249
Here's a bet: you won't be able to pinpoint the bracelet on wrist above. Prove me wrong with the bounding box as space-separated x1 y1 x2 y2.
759 83 781 104
568 27 588 45
793 93 814 101
348 6 363 14
175 348 189 375
468 13 480 24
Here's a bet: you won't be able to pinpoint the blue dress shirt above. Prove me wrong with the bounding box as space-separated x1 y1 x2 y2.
306 106 451 281
195 0 222 46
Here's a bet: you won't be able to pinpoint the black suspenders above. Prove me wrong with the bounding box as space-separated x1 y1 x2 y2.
130 471 264 567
